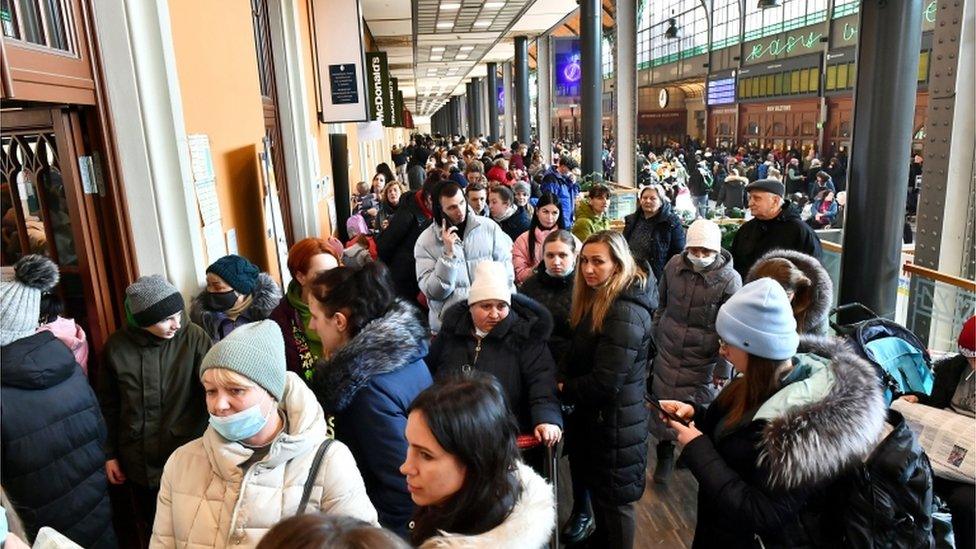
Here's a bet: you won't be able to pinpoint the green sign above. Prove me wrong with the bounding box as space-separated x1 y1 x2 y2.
746 31 822 62
365 52 392 125
390 77 402 127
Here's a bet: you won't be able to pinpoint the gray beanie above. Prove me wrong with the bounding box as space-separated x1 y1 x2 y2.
126 275 184 327
1 255 59 346
200 320 286 400
716 278 799 360
513 181 531 195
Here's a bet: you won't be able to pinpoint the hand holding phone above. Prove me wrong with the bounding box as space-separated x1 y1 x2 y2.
645 396 692 426
441 219 460 257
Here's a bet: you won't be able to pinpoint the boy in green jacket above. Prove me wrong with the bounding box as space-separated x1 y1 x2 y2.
572 184 612 242
97 275 211 545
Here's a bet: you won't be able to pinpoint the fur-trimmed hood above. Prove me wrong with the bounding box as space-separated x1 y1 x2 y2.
756 334 886 492
190 272 282 323
313 299 429 414
419 462 555 548
746 248 833 334
439 292 554 343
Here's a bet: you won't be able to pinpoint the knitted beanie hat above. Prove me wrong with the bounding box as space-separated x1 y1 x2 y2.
1 255 59 346
200 320 286 400
686 219 722 252
126 274 184 327
716 277 799 360
513 181 531 196
468 262 511 305
959 316 976 358
206 255 260 295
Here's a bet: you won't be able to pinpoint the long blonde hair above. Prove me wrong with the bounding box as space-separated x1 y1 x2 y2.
570 231 648 332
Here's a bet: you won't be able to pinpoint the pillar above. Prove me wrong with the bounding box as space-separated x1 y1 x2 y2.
503 62 515 143
838 0 923 320
486 62 500 143
514 36 531 144
466 82 476 137
449 96 460 137
471 78 483 137
536 35 553 164
614 0 637 186
579 0 603 177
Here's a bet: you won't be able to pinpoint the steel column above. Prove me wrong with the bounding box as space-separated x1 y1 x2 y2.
838 0 923 320
503 62 515 143
536 35 553 166
579 0 603 177
614 0 637 186
487 62 500 143
515 36 532 144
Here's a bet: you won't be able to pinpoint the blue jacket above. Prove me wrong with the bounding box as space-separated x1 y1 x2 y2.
540 166 581 228
810 198 838 224
310 300 433 536
807 178 836 200
2 332 117 548
622 201 686 282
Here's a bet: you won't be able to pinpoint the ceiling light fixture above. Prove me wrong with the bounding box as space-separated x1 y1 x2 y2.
431 46 445 52
456 53 469 60
459 45 474 51
757 0 781 7
483 1 505 8
436 21 453 29
473 20 491 27
441 2 461 9
664 18 679 39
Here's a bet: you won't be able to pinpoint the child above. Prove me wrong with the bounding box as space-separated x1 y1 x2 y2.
647 219 742 484
352 181 379 230
97 275 212 545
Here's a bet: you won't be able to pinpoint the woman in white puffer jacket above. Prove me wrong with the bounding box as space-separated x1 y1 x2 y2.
150 321 377 549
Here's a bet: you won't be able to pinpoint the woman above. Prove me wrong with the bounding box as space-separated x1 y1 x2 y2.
401 373 556 548
806 190 838 229
559 231 657 549
513 192 579 284
513 181 534 218
1 255 116 549
191 254 282 343
746 250 832 335
426 261 562 445
376 163 397 187
370 172 387 196
622 185 685 282
659 278 886 547
269 238 342 380
257 514 409 549
307 263 433 535
647 220 742 485
151 321 378 548
520 230 578 368
375 180 403 233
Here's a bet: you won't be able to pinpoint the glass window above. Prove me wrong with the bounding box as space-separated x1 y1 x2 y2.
836 63 847 89
765 75 775 96
711 0 741 50
751 76 760 97
602 37 614 78
825 65 837 90
1 0 72 52
758 75 767 96
774 72 784 95
738 78 748 99
641 0 708 66
744 0 828 42
807 68 819 93
791 70 802 93
918 50 930 83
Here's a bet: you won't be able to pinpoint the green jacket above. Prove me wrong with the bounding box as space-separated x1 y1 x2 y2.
96 314 211 487
571 201 612 242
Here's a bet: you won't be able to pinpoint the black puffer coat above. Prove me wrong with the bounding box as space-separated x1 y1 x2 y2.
376 190 433 302
561 277 658 505
426 293 562 433
730 201 822 279
2 332 117 548
622 201 686 281
519 266 574 372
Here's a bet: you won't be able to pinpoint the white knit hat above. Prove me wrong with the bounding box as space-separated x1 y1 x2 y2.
1 255 59 346
686 219 722 252
468 262 511 305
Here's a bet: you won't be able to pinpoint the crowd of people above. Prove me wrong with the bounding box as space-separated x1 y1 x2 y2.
0 131 972 549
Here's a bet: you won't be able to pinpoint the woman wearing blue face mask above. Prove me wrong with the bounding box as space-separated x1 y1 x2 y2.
647 219 742 485
151 320 378 548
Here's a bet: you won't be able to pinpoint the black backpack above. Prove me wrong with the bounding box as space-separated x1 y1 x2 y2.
837 410 935 548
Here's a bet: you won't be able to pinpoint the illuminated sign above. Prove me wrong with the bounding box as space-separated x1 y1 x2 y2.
554 37 581 105
707 78 736 106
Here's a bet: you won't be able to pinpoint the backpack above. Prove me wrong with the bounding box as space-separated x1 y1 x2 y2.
836 410 935 548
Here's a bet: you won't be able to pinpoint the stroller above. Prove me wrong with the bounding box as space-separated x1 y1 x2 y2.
830 303 935 404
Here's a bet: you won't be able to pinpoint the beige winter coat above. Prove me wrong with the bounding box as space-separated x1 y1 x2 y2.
150 372 378 548
420 462 555 548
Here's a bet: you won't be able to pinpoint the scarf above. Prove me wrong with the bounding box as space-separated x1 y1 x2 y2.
286 280 323 358
493 204 518 223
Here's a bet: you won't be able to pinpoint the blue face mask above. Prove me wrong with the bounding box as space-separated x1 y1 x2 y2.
209 403 270 442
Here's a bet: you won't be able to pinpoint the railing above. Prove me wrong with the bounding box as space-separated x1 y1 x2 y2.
817 235 975 353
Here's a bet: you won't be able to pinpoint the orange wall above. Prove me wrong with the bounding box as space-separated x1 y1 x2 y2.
168 0 274 274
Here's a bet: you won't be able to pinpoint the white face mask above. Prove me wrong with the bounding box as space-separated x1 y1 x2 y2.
688 253 716 270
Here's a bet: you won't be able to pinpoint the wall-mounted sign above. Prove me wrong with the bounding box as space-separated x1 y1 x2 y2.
497 84 505 115
554 37 581 106
365 52 392 125
311 0 369 122
387 76 398 127
745 31 823 63
391 78 402 127
658 88 669 109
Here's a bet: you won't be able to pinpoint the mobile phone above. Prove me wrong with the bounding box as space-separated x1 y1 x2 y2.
645 395 691 426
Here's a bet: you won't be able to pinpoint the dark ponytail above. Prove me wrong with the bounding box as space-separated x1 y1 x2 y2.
309 262 395 337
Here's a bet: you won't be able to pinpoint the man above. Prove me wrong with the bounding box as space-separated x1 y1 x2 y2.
572 183 612 241
489 184 531 242
807 171 836 200
541 155 581 228
687 155 713 219
729 178 822 278
466 181 489 216
414 181 515 332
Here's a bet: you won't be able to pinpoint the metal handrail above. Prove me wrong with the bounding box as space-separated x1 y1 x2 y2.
903 262 976 292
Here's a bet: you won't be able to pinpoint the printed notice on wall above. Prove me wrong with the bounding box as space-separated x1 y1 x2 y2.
194 178 221 226
203 222 226 264
329 64 359 104
187 134 215 182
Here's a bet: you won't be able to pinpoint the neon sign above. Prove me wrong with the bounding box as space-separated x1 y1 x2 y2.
746 31 822 62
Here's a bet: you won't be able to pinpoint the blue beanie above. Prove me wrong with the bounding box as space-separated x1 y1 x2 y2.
206 255 260 294
716 278 799 360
